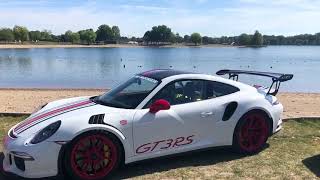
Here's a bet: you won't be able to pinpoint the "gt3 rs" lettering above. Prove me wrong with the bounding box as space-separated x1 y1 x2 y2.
136 135 195 154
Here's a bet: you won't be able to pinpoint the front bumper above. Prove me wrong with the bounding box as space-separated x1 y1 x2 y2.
2 134 62 178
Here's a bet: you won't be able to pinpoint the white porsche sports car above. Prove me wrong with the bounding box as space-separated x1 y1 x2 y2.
3 69 293 180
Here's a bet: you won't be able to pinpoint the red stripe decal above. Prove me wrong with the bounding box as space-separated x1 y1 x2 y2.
15 100 92 132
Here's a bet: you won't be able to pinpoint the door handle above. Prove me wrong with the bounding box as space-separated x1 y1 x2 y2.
200 112 213 117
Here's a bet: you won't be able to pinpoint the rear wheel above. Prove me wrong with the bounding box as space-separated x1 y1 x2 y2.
64 131 122 180
233 111 270 154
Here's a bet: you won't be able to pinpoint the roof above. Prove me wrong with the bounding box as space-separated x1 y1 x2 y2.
139 69 194 80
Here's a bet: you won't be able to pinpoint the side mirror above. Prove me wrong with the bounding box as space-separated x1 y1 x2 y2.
149 99 171 114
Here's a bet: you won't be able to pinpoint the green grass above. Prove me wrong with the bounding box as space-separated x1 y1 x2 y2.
0 116 319 179
0 116 26 152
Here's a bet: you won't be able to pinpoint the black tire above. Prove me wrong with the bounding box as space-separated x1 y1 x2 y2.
233 111 271 155
64 130 123 180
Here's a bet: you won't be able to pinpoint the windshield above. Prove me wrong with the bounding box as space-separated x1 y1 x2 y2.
93 76 159 109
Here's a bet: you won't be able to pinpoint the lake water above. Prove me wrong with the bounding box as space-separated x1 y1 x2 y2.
0 46 319 92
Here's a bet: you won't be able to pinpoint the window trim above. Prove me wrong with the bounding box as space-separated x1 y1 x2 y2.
142 79 239 109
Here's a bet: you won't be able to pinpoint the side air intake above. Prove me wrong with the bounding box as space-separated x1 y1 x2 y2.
89 114 105 124
222 102 238 121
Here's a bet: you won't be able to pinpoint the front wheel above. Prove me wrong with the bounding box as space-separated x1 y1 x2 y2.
233 112 270 154
64 131 122 180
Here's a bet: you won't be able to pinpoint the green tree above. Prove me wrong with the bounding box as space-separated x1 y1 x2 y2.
190 32 202 45
40 30 52 41
219 36 228 44
184 35 190 43
111 26 120 41
79 29 96 45
64 30 80 44
316 33 320 45
51 34 61 42
175 33 183 43
70 32 80 44
96 25 113 42
64 30 73 42
13 25 29 42
155 25 172 42
169 32 176 43
0 28 14 42
238 33 251 45
29 31 41 41
251 30 263 46
143 31 151 43
202 36 211 44
143 25 173 44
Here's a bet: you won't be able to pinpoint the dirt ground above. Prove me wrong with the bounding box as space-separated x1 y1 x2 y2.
0 89 319 119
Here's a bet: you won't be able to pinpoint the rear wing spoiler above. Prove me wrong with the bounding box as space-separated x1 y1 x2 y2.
216 69 293 96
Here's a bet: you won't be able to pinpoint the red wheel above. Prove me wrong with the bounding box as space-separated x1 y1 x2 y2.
65 131 122 180
233 112 270 154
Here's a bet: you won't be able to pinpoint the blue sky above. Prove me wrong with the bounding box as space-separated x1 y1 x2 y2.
0 0 319 37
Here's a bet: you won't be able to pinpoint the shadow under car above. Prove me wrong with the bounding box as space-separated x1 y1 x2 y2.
0 145 259 180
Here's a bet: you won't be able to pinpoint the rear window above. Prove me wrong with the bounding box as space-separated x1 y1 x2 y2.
205 81 239 99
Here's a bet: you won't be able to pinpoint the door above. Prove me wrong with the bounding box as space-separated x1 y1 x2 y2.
132 79 223 157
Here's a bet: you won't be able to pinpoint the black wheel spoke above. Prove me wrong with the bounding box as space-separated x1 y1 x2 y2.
89 137 94 149
95 138 100 147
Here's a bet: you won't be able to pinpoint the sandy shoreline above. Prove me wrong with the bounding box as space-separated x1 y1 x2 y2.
0 44 237 49
0 89 319 119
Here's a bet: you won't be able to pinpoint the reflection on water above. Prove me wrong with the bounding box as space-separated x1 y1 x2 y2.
0 46 319 92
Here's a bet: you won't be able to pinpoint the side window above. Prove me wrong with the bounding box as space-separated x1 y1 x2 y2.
148 80 205 106
205 81 239 99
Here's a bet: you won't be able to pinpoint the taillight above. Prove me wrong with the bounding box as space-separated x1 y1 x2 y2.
272 99 280 105
253 84 263 89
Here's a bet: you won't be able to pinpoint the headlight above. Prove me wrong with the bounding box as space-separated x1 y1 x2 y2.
32 103 48 114
30 121 61 144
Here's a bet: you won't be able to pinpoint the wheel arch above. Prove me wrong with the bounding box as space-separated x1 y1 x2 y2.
57 125 127 177
71 125 126 143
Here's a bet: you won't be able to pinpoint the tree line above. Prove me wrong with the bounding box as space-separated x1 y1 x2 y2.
142 26 264 46
0 25 121 45
1 24 320 46
197 31 320 46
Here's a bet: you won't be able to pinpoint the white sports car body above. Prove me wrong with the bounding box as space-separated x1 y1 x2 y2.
2 69 293 180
